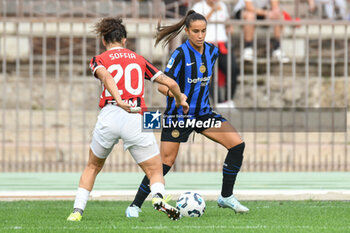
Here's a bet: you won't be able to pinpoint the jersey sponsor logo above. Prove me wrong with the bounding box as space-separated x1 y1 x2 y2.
167 57 175 69
187 76 211 84
186 62 195 66
143 110 162 129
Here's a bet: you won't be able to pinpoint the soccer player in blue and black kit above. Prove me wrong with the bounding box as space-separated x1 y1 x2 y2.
126 10 249 217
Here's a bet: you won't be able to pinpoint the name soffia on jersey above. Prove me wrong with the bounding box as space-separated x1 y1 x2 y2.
109 52 136 60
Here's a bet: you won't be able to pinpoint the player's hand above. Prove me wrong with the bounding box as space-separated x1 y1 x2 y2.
117 101 134 113
175 93 189 114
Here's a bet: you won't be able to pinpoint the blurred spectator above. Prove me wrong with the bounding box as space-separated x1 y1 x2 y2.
164 0 189 18
192 0 239 107
307 0 317 12
233 0 290 63
307 0 348 20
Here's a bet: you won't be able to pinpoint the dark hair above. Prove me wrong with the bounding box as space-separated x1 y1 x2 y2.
94 17 127 44
154 10 207 47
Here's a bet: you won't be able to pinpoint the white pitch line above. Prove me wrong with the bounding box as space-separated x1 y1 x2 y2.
0 189 350 200
1 225 350 231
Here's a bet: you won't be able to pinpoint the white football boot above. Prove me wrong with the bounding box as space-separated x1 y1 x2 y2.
217 194 249 213
125 204 141 218
152 195 181 221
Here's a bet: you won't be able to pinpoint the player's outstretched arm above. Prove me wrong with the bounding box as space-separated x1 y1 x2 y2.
155 74 189 114
95 67 132 113
158 83 171 97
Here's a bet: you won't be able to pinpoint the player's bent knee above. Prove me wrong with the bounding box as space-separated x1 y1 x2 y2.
161 151 177 166
222 132 244 149
87 162 104 173
87 154 105 172
162 156 176 167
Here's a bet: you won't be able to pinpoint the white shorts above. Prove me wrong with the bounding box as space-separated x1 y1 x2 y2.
90 104 159 164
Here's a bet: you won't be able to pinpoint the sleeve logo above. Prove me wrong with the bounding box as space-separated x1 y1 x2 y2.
166 57 175 69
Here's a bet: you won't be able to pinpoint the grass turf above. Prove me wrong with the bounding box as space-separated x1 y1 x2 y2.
1 200 349 233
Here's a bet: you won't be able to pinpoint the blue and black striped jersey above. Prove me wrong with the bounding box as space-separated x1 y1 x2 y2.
164 40 219 120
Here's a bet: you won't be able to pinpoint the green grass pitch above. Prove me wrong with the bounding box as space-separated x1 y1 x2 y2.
1 200 349 233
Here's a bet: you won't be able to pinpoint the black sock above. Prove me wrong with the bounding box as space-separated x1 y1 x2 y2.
244 41 253 48
131 164 171 208
221 142 245 198
272 38 280 51
73 208 84 215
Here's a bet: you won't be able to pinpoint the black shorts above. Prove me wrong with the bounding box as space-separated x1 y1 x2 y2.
161 112 227 143
235 10 266 20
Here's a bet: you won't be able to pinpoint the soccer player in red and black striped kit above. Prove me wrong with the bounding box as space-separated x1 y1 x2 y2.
67 17 188 221
126 10 249 218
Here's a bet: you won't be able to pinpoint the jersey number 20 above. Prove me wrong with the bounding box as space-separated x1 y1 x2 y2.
104 63 143 96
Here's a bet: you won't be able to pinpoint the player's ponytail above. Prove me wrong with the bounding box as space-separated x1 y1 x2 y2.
154 10 207 47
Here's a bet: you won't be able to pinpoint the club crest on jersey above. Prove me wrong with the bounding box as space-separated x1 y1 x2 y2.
199 65 206 73
143 110 162 129
167 57 175 69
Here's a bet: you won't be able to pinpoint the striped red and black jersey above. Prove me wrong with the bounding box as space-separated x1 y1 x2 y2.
90 47 162 110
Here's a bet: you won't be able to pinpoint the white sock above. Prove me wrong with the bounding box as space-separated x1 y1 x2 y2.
73 187 90 211
150 182 165 198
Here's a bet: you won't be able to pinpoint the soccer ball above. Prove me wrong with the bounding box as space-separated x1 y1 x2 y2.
176 192 206 217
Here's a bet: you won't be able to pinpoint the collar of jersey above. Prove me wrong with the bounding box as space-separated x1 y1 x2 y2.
108 46 123 50
185 40 204 56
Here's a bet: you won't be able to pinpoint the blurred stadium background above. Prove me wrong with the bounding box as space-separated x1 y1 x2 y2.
0 0 349 200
